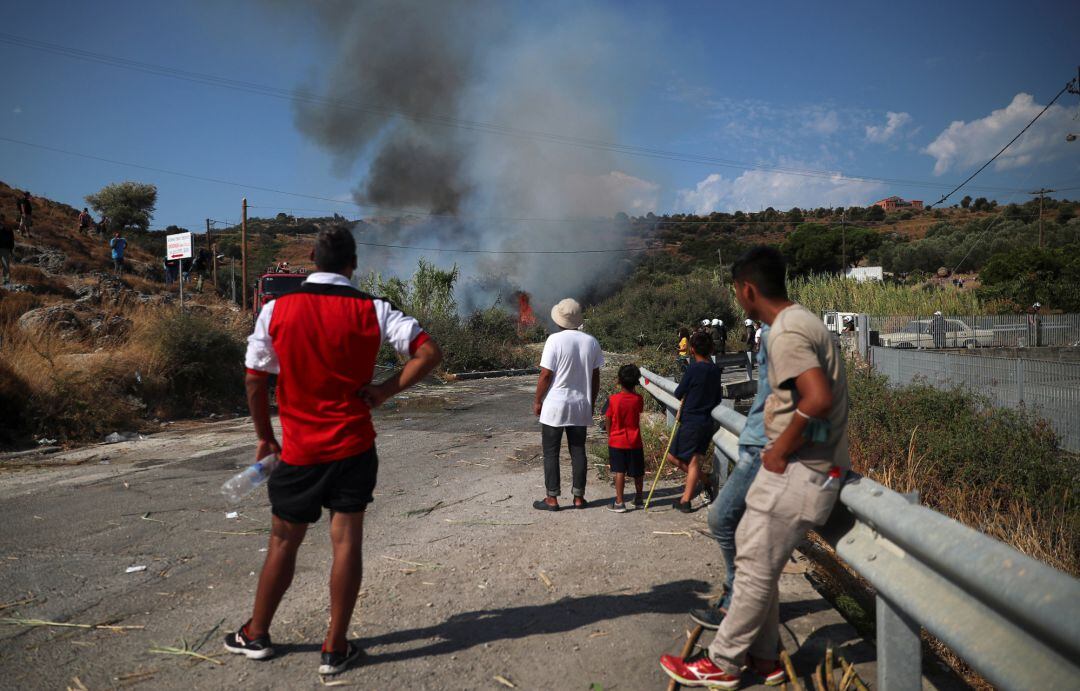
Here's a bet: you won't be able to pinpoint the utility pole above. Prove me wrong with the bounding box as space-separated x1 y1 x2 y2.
241 198 248 311
841 210 847 273
207 218 217 290
1029 188 1054 248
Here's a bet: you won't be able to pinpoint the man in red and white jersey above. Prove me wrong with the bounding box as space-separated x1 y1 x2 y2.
224 226 442 675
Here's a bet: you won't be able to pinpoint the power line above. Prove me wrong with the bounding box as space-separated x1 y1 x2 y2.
928 76 1078 209
0 31 1029 195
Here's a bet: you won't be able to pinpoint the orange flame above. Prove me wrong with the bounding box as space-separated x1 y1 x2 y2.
517 292 537 328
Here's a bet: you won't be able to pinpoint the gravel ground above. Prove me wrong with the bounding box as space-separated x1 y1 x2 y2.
0 377 878 690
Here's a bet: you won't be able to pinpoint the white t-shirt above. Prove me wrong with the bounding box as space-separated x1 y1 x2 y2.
539 329 605 428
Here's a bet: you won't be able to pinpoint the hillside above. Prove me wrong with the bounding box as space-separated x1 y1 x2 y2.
0 182 250 449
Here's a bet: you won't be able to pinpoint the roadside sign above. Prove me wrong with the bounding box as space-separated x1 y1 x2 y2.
166 232 193 260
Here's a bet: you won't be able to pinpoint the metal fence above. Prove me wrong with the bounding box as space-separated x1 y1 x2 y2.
870 347 1080 452
867 313 1080 348
638 366 1080 691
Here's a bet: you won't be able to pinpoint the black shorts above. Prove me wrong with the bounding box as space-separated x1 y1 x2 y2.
609 447 645 477
267 446 378 524
671 421 716 462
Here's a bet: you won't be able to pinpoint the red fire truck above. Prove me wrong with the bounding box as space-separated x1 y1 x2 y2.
252 266 308 319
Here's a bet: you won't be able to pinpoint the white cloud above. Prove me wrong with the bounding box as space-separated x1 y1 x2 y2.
676 165 884 214
923 93 1075 175
12 106 22 115
807 109 840 136
866 111 912 143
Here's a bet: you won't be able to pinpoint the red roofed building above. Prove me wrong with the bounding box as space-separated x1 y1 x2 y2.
873 196 923 211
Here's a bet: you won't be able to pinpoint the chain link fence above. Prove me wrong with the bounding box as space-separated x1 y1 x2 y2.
870 346 1080 452
867 314 1080 349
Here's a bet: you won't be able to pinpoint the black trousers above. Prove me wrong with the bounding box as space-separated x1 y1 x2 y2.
541 424 587 498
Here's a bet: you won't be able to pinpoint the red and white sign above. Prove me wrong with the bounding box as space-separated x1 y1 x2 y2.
166 232 193 260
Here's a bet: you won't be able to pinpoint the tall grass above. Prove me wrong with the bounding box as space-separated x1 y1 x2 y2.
788 275 984 316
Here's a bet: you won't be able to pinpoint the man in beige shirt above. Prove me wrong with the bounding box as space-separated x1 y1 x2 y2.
661 246 849 689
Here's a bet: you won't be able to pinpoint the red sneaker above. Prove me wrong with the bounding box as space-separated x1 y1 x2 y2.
760 665 786 686
659 652 741 689
747 654 786 686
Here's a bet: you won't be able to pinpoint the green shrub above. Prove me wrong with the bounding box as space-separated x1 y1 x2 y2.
848 364 1078 573
585 268 738 353
143 313 246 416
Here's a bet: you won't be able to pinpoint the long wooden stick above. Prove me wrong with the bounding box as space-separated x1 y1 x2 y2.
666 624 705 691
645 405 682 511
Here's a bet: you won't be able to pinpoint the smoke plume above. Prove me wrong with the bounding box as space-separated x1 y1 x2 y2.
275 0 660 316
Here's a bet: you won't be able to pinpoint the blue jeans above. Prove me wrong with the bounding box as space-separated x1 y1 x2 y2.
707 444 762 609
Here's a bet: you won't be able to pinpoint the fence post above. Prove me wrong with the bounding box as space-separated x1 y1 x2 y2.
877 490 922 691
856 314 870 361
1016 358 1025 405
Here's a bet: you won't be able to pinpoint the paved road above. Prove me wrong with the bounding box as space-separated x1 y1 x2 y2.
0 377 877 690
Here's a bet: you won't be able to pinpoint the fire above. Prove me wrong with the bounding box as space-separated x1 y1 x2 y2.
517 292 537 328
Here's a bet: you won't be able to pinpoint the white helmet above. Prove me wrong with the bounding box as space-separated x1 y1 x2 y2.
702 319 710 326
933 311 942 316
713 319 722 327
744 319 753 327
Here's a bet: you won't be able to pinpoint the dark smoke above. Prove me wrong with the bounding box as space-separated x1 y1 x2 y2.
288 0 499 213
270 1 661 315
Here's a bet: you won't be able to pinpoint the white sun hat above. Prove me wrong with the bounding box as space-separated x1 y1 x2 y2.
550 298 583 330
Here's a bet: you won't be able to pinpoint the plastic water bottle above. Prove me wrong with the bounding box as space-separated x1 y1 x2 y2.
221 454 280 504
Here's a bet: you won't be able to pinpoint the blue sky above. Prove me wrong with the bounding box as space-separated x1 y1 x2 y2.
2 0 1079 230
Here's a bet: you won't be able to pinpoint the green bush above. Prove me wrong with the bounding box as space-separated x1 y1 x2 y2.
848 364 1078 572
425 308 534 373
585 268 738 353
144 313 247 416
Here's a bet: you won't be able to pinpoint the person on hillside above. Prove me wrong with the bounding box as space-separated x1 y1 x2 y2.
604 363 645 512
98 214 109 238
0 213 14 286
677 327 691 375
667 330 722 513
533 298 604 511
661 246 849 689
16 192 33 238
109 231 127 277
689 320 771 631
228 226 443 675
77 208 93 234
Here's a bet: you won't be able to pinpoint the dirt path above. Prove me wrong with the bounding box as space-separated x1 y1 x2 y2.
0 378 875 690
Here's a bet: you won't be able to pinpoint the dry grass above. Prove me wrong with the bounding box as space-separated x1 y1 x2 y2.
0 298 249 445
863 430 1077 575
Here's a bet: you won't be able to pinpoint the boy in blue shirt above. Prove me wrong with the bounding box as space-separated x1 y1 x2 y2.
689 323 770 629
667 331 723 513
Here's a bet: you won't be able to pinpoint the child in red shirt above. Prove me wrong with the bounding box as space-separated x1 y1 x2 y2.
604 364 645 512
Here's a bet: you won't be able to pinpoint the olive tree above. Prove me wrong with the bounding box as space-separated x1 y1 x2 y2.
85 181 157 232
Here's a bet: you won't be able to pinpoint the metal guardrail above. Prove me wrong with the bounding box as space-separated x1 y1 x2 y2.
638 367 1080 691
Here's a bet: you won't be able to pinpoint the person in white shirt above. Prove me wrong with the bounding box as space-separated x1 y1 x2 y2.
533 298 604 511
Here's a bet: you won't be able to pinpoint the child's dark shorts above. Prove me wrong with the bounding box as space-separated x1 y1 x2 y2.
267 446 378 524
671 421 716 462
609 446 645 477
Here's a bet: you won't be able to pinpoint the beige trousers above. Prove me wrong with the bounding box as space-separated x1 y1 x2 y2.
707 460 840 674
